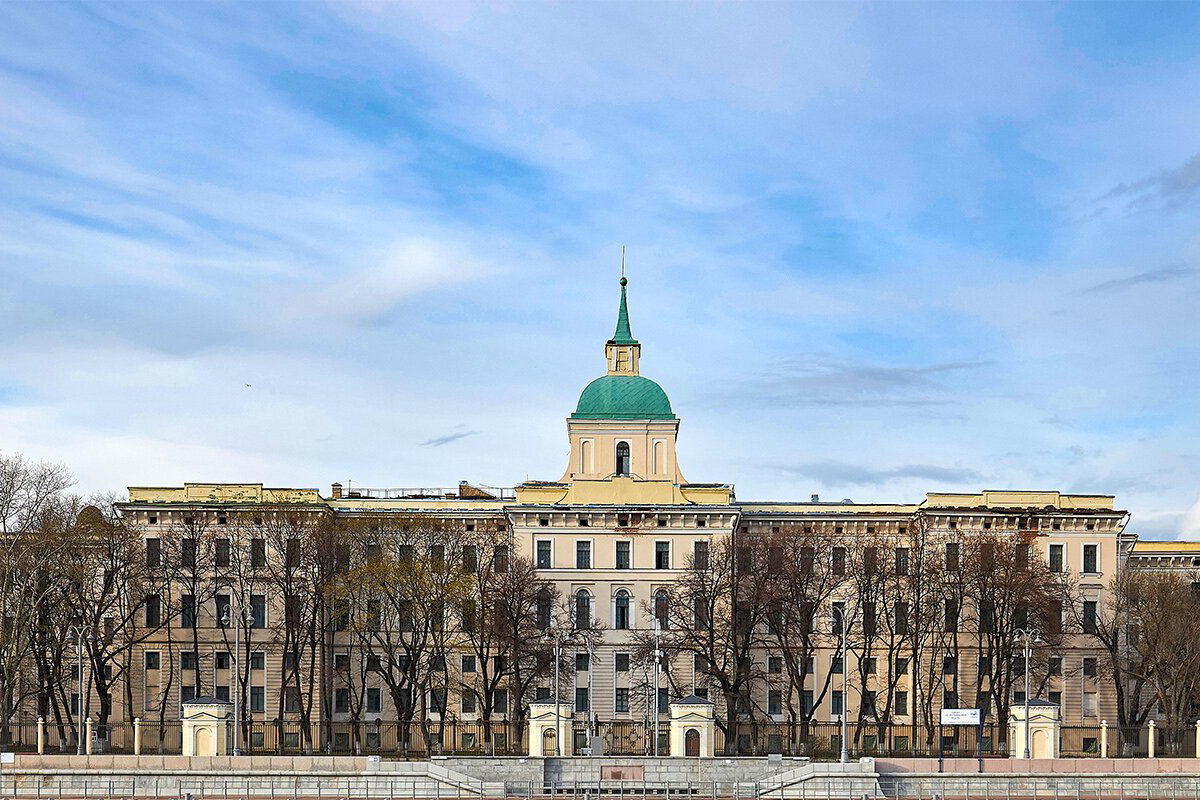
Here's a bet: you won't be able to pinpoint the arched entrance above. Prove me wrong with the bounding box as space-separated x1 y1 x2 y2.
542 728 558 756
685 728 700 757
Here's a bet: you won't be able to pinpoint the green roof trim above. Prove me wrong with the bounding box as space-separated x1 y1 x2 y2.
609 276 638 345
571 375 675 420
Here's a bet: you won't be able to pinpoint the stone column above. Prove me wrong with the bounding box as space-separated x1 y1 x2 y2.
1148 719 1156 758
37 717 45 755
133 717 142 756
85 717 94 755
1100 720 1108 758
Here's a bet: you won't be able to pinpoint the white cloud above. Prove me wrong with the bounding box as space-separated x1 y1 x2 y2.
284 237 494 326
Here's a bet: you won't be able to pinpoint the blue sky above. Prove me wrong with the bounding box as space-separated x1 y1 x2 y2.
2 2 1200 537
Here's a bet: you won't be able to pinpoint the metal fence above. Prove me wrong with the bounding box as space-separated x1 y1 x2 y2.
0 718 1191 759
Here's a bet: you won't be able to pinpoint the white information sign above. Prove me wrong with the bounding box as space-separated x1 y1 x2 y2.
0 752 14 764
940 708 981 726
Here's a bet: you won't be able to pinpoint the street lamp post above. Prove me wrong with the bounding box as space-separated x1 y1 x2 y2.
839 604 848 763
66 625 89 756
652 620 663 756
1014 628 1042 760
543 628 576 756
221 598 254 757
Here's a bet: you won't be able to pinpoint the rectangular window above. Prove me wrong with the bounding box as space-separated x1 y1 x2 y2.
1049 691 1062 706
216 538 231 568
251 538 266 568
832 547 846 576
615 652 630 672
1049 656 1062 676
366 688 381 713
461 689 476 715
943 656 957 675
495 689 508 714
1083 544 1098 574
215 651 231 670
865 657 877 674
943 599 958 633
181 651 197 671
894 602 909 635
536 541 552 569
181 538 196 568
536 686 551 701
657 688 669 714
1083 691 1098 717
215 685 230 702
430 688 446 715
145 538 161 568
250 686 265 713
145 651 161 670
575 652 589 671
249 594 266 628
831 655 844 674
655 541 670 569
494 544 509 573
250 652 265 670
286 538 300 569
181 595 196 629
768 656 783 674
802 691 814 716
895 691 908 716
895 656 909 674
1083 600 1098 633
181 686 196 704
831 690 843 716
615 687 630 713
145 594 161 628
693 540 709 570
575 687 589 713
615 541 631 569
332 688 349 714
895 547 910 576
1049 544 1064 573
768 689 782 716
945 542 959 572
575 540 591 569
462 655 476 673
1083 657 1097 677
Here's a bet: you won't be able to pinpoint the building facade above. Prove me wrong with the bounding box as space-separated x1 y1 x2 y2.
40 277 1151 755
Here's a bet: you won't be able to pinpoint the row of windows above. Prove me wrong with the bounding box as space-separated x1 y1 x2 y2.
146 537 511 574
537 540 704 570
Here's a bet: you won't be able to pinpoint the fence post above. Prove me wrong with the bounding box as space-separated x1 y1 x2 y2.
1195 720 1200 759
85 717 94 756
134 717 142 756
1148 721 1156 759
37 716 45 754
1100 721 1108 759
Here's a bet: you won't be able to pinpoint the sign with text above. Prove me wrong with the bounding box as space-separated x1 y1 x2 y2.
940 708 981 726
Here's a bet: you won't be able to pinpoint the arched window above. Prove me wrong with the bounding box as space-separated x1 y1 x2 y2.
654 590 669 630
575 589 592 630
615 441 631 476
614 590 631 630
653 440 665 474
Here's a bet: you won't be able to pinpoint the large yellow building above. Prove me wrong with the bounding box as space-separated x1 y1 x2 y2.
105 277 1136 757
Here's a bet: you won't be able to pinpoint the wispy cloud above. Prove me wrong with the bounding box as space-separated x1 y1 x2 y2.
777 461 986 488
419 429 478 448
1082 265 1197 295
1099 152 1200 213
721 357 992 408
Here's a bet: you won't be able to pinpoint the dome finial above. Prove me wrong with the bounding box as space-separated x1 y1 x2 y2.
611 247 636 345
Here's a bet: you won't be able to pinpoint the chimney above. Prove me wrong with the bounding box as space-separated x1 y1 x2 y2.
331 482 343 499
811 493 820 503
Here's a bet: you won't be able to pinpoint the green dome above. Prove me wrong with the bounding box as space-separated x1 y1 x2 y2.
571 375 675 420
